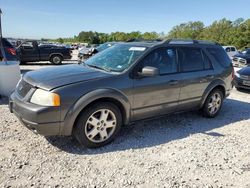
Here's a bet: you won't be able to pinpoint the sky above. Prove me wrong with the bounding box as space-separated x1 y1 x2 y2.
0 0 249 39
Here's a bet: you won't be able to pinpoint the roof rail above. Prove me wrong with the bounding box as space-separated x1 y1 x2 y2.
126 38 163 43
163 39 219 45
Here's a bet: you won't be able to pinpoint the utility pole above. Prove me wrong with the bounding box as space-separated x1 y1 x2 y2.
0 8 7 64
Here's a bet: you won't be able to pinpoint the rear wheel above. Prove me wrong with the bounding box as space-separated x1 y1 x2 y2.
73 102 122 148
50 55 62 65
202 89 223 118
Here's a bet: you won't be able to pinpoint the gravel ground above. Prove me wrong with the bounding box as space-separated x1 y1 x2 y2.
1 64 250 187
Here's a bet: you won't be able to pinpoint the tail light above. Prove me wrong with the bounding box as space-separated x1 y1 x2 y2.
6 48 16 56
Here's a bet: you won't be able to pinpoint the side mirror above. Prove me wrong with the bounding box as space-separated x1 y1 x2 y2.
140 66 159 77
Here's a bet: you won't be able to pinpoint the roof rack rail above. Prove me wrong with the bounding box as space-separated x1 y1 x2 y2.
126 38 163 43
163 39 220 45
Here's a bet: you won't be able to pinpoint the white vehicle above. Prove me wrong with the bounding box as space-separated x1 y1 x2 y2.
223 46 238 59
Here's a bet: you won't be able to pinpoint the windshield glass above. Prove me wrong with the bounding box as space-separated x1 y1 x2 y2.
84 44 147 72
96 43 114 52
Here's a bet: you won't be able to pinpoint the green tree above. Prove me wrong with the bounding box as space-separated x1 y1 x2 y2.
57 38 64 44
142 32 159 40
167 21 204 39
200 18 233 45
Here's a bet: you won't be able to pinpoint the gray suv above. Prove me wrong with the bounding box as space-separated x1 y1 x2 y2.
9 39 234 148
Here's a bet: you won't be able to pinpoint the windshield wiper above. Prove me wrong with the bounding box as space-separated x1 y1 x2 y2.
85 64 111 72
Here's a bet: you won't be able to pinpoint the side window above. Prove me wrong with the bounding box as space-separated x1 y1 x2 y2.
207 47 232 67
203 52 213 70
178 48 203 72
140 48 177 74
231 47 236 52
225 47 230 52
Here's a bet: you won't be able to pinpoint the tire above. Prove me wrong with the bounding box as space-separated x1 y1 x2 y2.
50 55 62 65
202 89 224 118
73 102 122 148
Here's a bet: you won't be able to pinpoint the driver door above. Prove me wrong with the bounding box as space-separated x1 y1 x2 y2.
131 47 181 121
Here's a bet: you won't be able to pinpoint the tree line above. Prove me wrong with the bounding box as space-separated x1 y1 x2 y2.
54 18 250 49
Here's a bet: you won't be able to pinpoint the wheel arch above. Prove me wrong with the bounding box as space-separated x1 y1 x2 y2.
49 53 64 59
61 89 131 135
200 79 226 109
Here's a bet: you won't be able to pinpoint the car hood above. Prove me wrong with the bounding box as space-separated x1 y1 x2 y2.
234 53 250 59
238 66 250 75
23 64 111 90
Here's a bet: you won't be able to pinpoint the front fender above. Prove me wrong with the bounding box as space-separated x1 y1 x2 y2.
60 88 131 135
199 79 226 109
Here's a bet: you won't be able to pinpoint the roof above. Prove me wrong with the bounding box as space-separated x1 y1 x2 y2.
124 39 220 48
222 46 236 48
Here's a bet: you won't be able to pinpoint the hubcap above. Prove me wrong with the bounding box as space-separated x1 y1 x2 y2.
208 93 221 115
85 109 117 143
53 56 61 64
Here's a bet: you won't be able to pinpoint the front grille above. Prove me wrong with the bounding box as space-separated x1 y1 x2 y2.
16 80 33 98
239 59 247 64
241 75 250 80
233 57 238 61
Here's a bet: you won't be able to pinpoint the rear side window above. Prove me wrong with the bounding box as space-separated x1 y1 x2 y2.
178 48 203 72
207 47 232 67
203 53 213 70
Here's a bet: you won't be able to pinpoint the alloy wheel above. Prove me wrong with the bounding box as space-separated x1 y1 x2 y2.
85 109 117 143
208 92 222 115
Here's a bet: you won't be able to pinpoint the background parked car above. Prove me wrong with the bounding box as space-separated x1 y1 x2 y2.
234 66 250 90
0 38 17 61
16 40 72 64
223 46 238 59
78 42 120 62
232 48 250 67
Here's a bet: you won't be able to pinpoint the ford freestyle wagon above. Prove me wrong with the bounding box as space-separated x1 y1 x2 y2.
9 39 234 148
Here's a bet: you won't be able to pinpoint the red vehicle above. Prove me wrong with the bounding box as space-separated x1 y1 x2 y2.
0 38 17 61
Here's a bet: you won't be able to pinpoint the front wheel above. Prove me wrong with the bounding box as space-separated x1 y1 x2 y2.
202 89 224 118
73 102 122 148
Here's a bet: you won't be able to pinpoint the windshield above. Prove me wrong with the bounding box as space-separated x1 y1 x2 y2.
96 43 114 52
84 44 147 72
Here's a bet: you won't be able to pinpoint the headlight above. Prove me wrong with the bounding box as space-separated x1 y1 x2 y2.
30 89 60 106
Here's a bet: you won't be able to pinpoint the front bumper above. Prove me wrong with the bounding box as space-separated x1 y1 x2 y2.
9 93 62 136
234 77 250 90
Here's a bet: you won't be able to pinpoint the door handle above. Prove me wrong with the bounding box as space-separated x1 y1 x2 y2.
169 80 179 85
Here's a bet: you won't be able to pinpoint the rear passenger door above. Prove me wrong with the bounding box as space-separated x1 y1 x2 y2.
177 47 214 110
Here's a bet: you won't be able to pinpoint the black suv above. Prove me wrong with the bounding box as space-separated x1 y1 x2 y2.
9 39 234 148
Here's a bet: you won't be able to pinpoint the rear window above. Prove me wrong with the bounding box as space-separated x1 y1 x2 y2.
207 47 232 67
